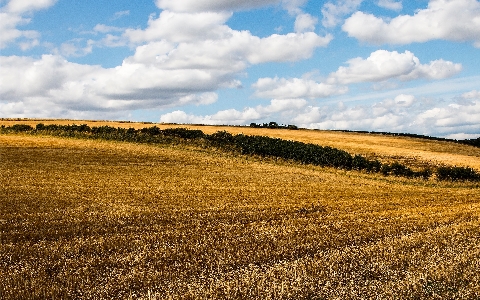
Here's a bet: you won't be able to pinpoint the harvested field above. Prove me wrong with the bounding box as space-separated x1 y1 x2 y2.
1 131 479 299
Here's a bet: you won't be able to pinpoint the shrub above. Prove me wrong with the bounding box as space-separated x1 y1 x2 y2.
226 134 354 169
207 131 236 147
162 128 205 139
415 169 432 180
10 124 34 132
91 126 118 135
140 126 161 135
352 155 370 171
436 166 480 181
381 162 416 177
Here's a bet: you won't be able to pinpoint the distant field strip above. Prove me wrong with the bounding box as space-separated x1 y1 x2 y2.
1 134 479 299
1 119 479 170
2 123 480 183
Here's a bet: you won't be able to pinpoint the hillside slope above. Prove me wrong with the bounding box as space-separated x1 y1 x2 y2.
1 133 479 299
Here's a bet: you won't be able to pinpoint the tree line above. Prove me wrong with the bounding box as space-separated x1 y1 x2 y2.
2 123 479 182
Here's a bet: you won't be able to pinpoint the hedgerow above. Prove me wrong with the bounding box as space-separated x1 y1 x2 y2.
436 166 480 181
2 123 478 181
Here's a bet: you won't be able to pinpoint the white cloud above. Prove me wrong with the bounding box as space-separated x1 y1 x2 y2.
0 0 57 49
328 50 462 84
124 11 331 64
3 0 57 14
0 12 39 49
252 50 461 101
343 0 480 46
416 101 480 132
282 0 309 15
1 4 333 117
293 94 480 137
399 59 463 81
0 55 221 114
160 108 262 125
294 13 318 33
120 11 332 100
393 94 415 107
377 0 402 11
261 98 308 113
253 77 347 99
159 98 307 125
56 39 95 57
111 10 129 20
98 34 128 48
155 0 280 12
124 11 233 44
246 32 332 64
321 0 363 28
124 31 330 89
159 110 205 124
93 24 125 34
462 90 480 100
177 92 218 106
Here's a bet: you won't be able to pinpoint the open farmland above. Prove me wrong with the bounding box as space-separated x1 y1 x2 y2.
1 125 480 299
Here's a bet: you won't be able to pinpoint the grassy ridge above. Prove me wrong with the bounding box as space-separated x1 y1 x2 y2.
1 134 479 299
2 123 479 181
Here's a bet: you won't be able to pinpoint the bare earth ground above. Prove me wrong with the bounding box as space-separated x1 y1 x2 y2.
1 130 479 299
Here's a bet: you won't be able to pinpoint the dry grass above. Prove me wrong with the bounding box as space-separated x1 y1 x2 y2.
1 132 479 299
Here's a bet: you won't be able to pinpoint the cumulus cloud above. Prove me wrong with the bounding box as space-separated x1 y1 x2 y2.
377 0 402 11
328 50 462 84
124 11 331 64
1 4 332 117
294 13 318 33
321 0 363 28
3 0 57 14
253 50 461 101
0 54 222 115
0 0 57 49
246 32 332 64
415 101 480 136
253 77 347 99
343 0 480 46
124 11 233 43
154 0 318 41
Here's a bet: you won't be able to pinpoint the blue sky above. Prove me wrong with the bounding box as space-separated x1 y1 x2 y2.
1 0 479 138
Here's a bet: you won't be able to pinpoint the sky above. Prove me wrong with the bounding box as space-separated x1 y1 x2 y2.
0 0 479 138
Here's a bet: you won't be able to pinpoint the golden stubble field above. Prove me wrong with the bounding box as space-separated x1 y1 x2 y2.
1 125 480 299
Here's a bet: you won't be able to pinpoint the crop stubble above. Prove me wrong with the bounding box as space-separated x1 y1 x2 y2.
1 133 479 299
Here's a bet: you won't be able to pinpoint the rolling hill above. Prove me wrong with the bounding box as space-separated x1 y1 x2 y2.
1 120 479 299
